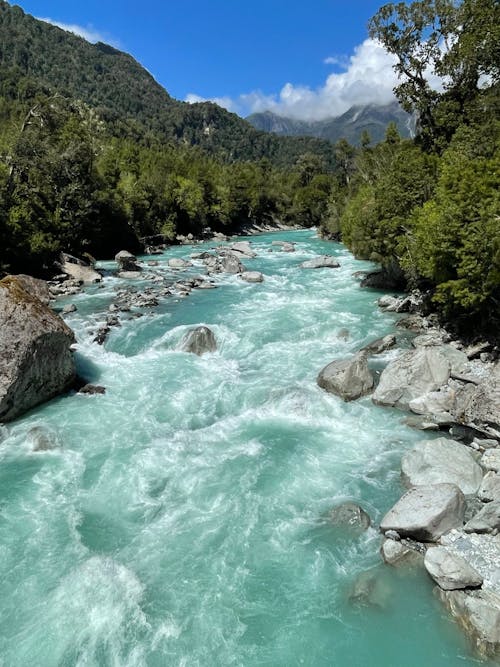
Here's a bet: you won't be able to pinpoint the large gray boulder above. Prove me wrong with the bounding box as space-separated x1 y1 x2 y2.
11 274 51 305
203 253 245 275
301 255 340 269
381 538 424 567
317 353 374 402
361 334 396 356
115 250 142 273
401 437 483 496
60 253 102 284
0 277 76 422
180 326 217 356
437 588 500 658
380 483 466 541
424 546 483 590
372 346 467 410
465 501 500 534
168 257 192 269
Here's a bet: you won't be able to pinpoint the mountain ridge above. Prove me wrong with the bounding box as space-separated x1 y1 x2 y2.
247 103 415 145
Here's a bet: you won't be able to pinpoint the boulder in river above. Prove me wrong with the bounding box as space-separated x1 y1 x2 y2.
380 483 466 542
317 353 374 401
361 334 396 356
0 276 76 422
381 538 424 568
230 241 256 258
180 326 217 355
115 250 142 272
424 546 483 590
168 258 193 269
401 437 483 496
240 271 264 283
372 345 467 411
327 501 371 531
60 252 102 284
301 255 340 269
349 568 393 609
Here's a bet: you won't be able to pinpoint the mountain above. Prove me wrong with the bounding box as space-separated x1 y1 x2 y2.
0 1 337 168
247 103 415 146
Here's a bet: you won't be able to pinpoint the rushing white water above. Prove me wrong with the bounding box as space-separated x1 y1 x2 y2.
0 231 491 666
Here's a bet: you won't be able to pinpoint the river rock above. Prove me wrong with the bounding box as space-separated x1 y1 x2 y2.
381 538 424 567
115 250 141 272
62 303 77 314
401 437 483 496
78 384 106 395
27 425 59 451
464 501 500 534
479 473 500 502
240 271 264 283
168 258 193 269
60 253 102 284
482 450 500 473
424 546 483 590
437 588 500 658
337 328 350 341
10 274 51 305
380 484 466 542
0 276 76 422
349 568 393 609
327 502 371 531
453 363 500 439
180 326 217 355
373 346 467 411
301 255 340 269
317 353 374 401
377 295 401 311
361 334 396 355
230 241 256 258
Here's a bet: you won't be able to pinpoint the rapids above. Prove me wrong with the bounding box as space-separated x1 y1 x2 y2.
0 231 492 666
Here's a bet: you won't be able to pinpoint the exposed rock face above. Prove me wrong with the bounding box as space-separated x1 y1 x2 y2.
372 346 467 410
180 326 217 355
437 588 500 658
327 502 371 531
401 437 483 496
317 353 374 401
0 277 76 422
464 501 500 534
482 450 500 473
380 483 466 541
424 546 483 590
115 250 142 272
60 253 102 284
11 274 51 305
301 255 340 269
240 271 264 283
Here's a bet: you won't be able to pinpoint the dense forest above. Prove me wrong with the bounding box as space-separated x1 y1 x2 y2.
0 0 498 337
321 0 499 336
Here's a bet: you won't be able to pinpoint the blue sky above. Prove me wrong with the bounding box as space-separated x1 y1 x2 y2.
15 0 401 119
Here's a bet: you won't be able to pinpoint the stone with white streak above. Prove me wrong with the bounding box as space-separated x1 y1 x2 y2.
424 546 483 590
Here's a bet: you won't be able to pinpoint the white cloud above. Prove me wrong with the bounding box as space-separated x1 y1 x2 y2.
186 39 401 121
185 93 237 113
38 17 120 47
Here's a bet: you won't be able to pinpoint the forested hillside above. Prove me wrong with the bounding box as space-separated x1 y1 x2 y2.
0 1 337 168
320 0 500 336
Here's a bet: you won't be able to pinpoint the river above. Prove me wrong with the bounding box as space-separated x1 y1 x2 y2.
0 230 491 666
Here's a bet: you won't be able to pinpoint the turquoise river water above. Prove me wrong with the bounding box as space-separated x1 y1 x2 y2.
0 230 494 666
